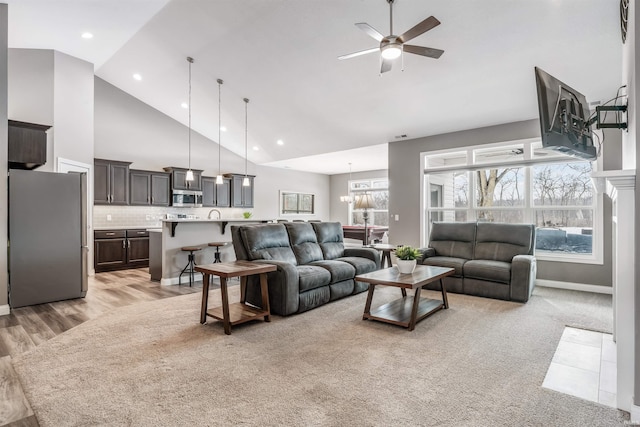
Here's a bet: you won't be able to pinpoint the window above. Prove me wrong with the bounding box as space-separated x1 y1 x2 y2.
349 178 389 226
424 140 601 263
280 191 315 215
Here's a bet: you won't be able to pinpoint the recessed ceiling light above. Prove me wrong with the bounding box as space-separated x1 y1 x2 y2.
220 126 227 132
252 146 260 151
181 102 188 109
133 73 142 81
81 32 93 39
276 139 284 146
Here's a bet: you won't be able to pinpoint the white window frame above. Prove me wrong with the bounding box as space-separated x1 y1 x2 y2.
422 139 603 265
348 178 389 226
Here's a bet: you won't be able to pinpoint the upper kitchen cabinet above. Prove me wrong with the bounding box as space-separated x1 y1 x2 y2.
8 120 51 170
94 159 131 205
163 167 203 191
225 173 255 208
130 170 170 206
202 176 231 207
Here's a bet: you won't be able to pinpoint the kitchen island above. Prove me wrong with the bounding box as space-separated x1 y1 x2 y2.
151 218 272 285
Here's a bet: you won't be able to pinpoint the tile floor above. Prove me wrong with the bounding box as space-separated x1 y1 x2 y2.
543 326 617 408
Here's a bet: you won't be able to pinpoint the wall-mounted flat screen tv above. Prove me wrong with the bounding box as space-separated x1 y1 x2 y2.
534 67 597 160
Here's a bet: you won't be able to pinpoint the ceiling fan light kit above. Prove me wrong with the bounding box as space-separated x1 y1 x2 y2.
339 0 444 73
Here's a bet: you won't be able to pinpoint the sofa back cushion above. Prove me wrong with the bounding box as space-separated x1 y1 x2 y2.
239 224 298 264
285 222 324 264
474 222 535 262
429 222 476 259
230 225 249 260
311 222 345 260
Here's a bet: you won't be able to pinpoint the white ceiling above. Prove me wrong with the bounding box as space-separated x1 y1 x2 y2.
6 0 623 175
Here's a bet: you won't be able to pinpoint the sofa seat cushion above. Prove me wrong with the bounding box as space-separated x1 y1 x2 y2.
336 256 377 275
296 265 332 292
422 256 467 277
463 260 511 284
309 260 356 283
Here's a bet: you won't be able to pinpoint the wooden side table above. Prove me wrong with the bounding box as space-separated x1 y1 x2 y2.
371 244 397 268
196 261 277 335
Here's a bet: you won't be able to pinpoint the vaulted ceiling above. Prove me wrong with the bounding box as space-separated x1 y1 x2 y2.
6 0 623 174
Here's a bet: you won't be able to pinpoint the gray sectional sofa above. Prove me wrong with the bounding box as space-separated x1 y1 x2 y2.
231 221 381 315
420 222 537 302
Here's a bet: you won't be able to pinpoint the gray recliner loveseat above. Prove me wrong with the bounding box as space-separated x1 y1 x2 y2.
420 221 537 302
231 221 381 315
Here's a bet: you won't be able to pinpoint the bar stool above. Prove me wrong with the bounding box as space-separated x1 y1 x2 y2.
179 246 202 287
208 242 230 263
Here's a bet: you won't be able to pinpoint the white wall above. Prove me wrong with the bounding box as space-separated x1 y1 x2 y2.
7 49 53 126
0 4 8 311
94 77 330 221
52 51 94 167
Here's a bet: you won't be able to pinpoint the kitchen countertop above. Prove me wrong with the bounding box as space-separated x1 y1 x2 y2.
94 226 162 231
161 218 272 223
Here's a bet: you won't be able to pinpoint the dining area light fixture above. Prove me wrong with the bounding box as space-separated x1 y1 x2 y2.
354 192 376 246
185 57 194 182
340 163 354 203
216 78 224 185
243 97 251 187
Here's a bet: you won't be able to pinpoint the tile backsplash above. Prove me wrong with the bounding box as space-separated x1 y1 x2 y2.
93 205 247 228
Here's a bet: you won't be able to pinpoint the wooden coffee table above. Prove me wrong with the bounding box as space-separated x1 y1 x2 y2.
196 261 276 335
356 265 454 331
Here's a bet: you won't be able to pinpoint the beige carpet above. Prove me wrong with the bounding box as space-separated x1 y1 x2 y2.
12 286 627 426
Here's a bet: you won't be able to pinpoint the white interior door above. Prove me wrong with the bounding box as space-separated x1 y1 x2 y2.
57 158 94 275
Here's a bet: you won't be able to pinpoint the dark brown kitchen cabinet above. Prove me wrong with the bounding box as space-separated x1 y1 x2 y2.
94 159 131 205
225 174 255 208
8 120 51 170
163 167 203 191
202 176 231 207
130 170 170 206
94 229 149 272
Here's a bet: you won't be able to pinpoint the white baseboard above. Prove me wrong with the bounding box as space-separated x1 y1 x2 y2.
0 304 10 316
536 279 613 295
630 404 640 424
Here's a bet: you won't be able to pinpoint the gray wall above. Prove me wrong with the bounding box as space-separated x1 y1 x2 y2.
330 169 387 224
0 4 8 309
388 119 618 287
94 77 330 221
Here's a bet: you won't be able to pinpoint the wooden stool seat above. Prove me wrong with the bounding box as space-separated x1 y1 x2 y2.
208 242 230 263
179 246 203 286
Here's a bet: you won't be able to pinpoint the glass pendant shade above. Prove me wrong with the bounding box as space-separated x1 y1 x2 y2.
216 175 223 184
185 169 194 181
242 176 250 187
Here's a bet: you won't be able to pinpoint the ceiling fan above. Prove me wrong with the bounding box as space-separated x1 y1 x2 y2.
338 0 444 73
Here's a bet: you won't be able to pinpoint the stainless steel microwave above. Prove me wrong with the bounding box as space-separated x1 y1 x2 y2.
171 189 203 207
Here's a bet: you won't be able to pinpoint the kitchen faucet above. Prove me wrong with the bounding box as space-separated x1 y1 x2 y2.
207 209 221 219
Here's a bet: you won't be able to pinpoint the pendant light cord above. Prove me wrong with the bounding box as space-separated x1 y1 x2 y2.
217 79 223 178
187 57 193 170
244 98 249 177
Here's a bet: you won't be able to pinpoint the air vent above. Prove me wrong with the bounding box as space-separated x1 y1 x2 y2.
394 134 408 139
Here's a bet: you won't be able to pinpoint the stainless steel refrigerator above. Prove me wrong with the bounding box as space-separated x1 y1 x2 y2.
9 168 88 308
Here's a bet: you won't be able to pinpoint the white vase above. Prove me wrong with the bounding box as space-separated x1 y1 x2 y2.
396 259 417 274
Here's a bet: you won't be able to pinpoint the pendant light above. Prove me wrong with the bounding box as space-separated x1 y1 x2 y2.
340 163 353 203
216 78 224 184
185 57 194 181
243 97 250 187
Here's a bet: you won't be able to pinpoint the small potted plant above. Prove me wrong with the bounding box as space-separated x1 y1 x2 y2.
394 245 421 274
242 211 252 219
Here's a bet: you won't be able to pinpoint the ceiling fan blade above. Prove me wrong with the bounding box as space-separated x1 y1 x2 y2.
403 44 444 59
399 16 440 43
380 58 392 74
338 47 379 60
355 22 385 42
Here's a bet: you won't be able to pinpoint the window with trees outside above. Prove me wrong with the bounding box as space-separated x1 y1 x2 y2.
349 178 389 226
424 141 601 263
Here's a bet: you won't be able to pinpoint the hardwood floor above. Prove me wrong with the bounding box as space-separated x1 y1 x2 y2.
0 268 207 427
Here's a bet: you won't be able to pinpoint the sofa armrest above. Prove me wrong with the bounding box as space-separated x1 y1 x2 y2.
344 247 381 269
419 247 436 263
251 260 300 315
510 255 537 303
